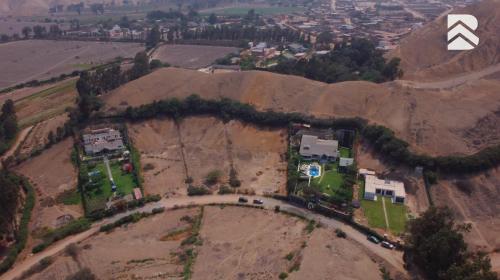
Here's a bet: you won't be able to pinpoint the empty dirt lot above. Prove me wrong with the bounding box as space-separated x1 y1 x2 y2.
151 44 239 69
23 206 383 279
0 40 143 89
14 139 81 252
430 168 500 272
127 116 287 196
17 114 69 158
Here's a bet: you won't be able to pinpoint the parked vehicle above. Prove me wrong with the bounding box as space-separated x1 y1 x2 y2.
253 199 264 205
238 197 248 203
381 241 395 249
367 235 380 244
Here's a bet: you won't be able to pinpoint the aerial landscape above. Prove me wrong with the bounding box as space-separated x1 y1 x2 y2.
0 0 499 279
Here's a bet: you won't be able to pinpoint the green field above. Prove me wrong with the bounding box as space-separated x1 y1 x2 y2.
361 192 408 235
339 147 351 158
84 161 137 212
201 6 302 15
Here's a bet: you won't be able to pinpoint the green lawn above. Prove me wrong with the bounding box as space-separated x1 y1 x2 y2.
313 163 344 196
339 147 351 158
84 161 137 212
361 193 408 235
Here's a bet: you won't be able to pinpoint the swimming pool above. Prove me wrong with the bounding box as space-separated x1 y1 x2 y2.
309 166 320 177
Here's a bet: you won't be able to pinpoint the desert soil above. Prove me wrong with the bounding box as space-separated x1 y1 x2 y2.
17 114 69 158
151 44 239 69
0 40 143 89
127 116 287 196
103 67 500 157
14 139 81 252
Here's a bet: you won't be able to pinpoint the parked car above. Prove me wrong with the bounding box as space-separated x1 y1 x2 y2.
253 199 264 205
238 197 248 203
381 241 395 249
367 235 380 244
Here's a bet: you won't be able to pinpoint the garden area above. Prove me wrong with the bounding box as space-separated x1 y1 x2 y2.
80 160 137 213
311 163 345 197
360 183 408 235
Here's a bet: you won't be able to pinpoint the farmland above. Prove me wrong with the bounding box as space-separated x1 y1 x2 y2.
151 44 239 69
0 40 143 89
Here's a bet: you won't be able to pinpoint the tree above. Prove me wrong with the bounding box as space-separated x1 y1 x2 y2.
405 207 497 280
0 171 20 236
316 31 333 45
146 25 161 49
208 13 217 24
49 25 61 37
90 3 104 15
21 26 32 38
33 25 47 38
129 51 150 80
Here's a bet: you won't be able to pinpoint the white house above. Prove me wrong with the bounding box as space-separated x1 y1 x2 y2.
363 175 406 204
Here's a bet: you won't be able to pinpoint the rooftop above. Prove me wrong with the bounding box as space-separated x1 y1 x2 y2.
299 135 339 158
365 175 406 198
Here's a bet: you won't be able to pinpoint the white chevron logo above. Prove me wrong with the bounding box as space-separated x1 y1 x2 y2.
447 14 479 50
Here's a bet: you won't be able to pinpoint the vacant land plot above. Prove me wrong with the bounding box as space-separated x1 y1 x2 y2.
26 207 199 280
128 116 287 196
17 113 69 158
151 44 239 69
14 139 81 253
0 40 143 89
14 79 76 127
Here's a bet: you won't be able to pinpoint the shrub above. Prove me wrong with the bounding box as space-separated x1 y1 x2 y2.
279 272 289 279
229 168 241 187
205 170 222 185
335 228 347 238
32 218 91 253
65 243 79 259
187 185 212 196
285 252 294 261
218 185 234 195
152 207 165 214
274 205 280 212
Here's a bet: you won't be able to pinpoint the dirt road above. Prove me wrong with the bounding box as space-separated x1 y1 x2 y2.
0 126 32 169
396 62 500 89
0 195 406 280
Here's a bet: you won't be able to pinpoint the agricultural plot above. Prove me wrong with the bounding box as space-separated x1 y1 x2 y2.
0 40 143 89
151 44 239 69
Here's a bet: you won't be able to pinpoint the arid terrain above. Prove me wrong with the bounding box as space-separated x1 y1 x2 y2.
390 0 500 82
14 139 81 252
17 114 69 158
0 0 132 16
128 116 287 196
104 67 500 157
152 44 239 69
22 206 383 280
0 40 143 89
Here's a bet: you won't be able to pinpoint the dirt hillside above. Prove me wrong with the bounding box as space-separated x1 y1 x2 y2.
390 0 500 81
104 67 500 156
0 0 132 16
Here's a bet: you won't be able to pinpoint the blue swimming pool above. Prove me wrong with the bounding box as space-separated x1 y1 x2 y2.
309 166 319 177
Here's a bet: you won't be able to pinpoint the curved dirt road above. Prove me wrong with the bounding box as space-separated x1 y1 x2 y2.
0 126 32 169
0 195 407 280
396 63 500 89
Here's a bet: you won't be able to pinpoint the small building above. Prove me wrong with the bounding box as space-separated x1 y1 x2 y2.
338 157 354 172
83 128 125 156
299 135 339 162
133 188 143 200
363 175 406 204
288 43 307 53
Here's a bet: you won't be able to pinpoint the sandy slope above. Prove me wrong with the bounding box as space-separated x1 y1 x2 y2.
103 67 500 156
390 0 500 81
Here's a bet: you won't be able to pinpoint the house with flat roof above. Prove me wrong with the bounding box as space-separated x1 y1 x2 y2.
299 135 339 162
83 128 125 156
363 174 406 204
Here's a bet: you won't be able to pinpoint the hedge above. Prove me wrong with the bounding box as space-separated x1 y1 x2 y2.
32 218 91 253
0 178 35 275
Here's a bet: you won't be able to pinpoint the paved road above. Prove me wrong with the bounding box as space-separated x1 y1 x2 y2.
0 195 406 280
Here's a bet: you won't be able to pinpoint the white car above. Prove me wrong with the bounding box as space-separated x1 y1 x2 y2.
381 241 395 250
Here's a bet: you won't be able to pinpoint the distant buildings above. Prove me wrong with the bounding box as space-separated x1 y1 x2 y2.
299 135 339 162
83 128 125 155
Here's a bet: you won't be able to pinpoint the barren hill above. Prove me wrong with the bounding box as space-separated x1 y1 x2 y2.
0 0 131 16
103 68 500 157
390 0 500 81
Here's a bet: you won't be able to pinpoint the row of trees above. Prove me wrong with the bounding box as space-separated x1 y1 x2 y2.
0 100 18 155
406 207 497 279
21 25 63 39
270 38 403 83
0 171 21 237
119 95 500 175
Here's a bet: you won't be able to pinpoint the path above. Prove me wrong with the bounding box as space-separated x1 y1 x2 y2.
0 126 33 169
396 63 500 90
103 157 113 182
0 195 407 280
381 196 390 230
